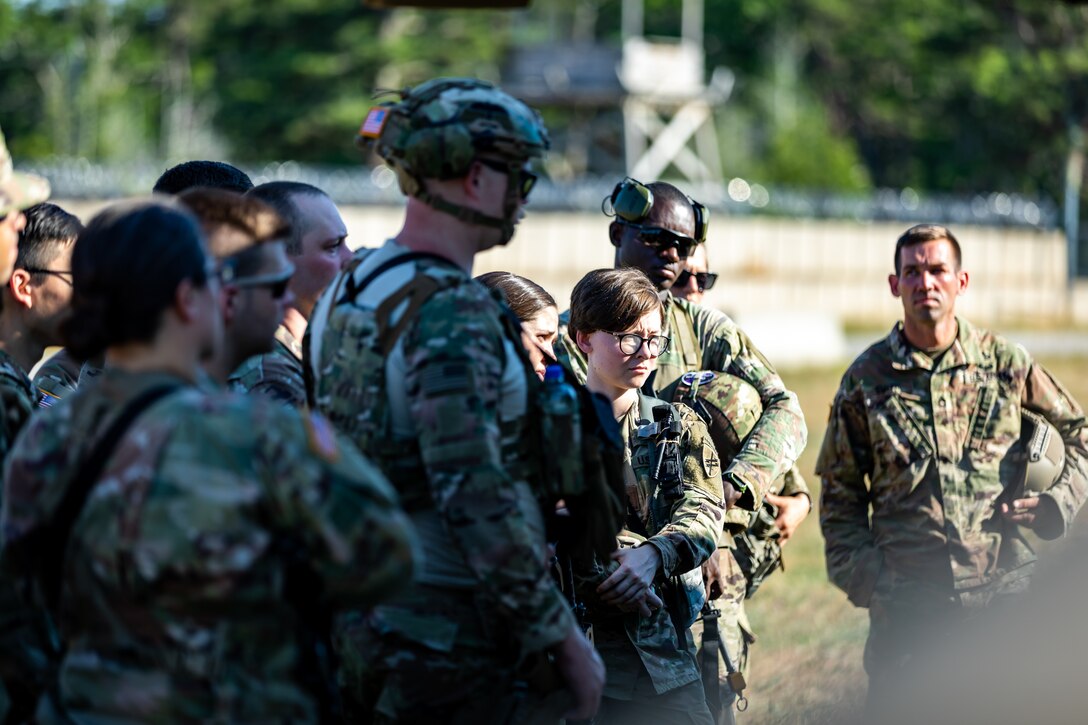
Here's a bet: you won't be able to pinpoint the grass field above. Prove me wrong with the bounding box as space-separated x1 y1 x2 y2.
737 355 1088 724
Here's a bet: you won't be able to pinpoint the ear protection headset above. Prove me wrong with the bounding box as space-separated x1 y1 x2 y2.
603 177 709 244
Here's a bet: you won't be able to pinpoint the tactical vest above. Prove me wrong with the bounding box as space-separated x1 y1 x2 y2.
625 391 707 628
309 247 624 584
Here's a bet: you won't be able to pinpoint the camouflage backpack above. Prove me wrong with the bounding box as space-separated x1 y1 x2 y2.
662 370 786 599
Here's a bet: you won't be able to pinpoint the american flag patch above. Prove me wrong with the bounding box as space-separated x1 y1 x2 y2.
359 107 389 139
37 390 59 408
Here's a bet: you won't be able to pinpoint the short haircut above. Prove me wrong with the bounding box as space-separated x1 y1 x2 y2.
646 181 691 211
895 224 962 275
17 202 83 273
246 181 328 255
62 200 210 360
153 160 254 195
476 271 556 324
177 188 290 278
568 267 663 340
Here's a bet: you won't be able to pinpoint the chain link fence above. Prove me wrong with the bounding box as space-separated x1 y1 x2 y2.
20 157 1062 230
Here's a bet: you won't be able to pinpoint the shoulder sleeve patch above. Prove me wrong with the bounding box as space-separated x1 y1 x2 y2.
702 440 720 479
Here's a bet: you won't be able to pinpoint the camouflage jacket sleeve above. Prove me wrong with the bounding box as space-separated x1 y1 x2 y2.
239 401 418 608
402 287 576 655
228 345 307 408
816 373 882 607
645 404 727 578
780 465 812 499
683 299 808 510
1023 362 1088 536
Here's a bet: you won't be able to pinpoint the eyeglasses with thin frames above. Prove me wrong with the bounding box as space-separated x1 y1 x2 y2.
607 331 671 357
23 267 73 287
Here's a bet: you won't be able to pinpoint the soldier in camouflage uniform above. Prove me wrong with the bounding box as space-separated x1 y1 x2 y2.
1 199 417 723
817 224 1088 706
671 241 811 723
177 187 296 387
232 182 351 407
566 268 732 724
306 78 604 723
556 179 807 720
0 128 50 468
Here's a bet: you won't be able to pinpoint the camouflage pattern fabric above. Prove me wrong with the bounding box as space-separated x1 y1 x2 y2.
818 319 1088 686
1 367 417 723
0 350 34 469
307 240 577 720
558 293 807 512
576 394 724 703
229 324 307 407
818 318 1088 608
32 350 82 409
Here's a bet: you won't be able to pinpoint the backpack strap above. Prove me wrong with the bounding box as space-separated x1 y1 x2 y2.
36 383 182 613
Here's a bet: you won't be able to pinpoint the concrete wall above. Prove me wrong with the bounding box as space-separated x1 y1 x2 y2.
57 199 1080 327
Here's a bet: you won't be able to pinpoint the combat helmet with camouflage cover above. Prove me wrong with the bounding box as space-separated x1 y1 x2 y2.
664 369 787 598
355 77 548 243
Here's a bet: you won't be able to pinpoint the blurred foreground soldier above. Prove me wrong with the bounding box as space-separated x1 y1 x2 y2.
0 128 50 287
307 77 604 722
152 159 254 195
817 224 1088 708
1 200 416 722
177 187 296 385
233 181 350 406
670 237 810 723
0 130 50 468
568 268 730 725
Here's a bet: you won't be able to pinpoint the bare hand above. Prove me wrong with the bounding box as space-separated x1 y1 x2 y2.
1001 495 1064 540
701 548 728 601
724 481 742 509
613 586 664 617
764 492 811 546
597 545 661 608
553 625 605 720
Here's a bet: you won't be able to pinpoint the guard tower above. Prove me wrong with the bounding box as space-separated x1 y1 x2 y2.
503 0 731 182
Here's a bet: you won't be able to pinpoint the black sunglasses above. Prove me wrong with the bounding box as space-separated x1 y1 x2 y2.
231 270 293 299
622 221 699 260
676 269 718 292
476 158 538 199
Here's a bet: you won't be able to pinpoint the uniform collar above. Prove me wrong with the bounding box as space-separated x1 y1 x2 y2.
274 324 303 361
887 317 991 372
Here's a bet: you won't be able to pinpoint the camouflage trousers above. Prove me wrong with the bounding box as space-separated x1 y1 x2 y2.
334 600 569 725
593 671 714 725
690 599 752 725
689 548 752 725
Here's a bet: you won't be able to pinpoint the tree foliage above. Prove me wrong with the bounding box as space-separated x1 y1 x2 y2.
0 0 1084 201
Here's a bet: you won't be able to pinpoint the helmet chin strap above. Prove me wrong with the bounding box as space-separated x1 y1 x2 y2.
412 162 524 246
